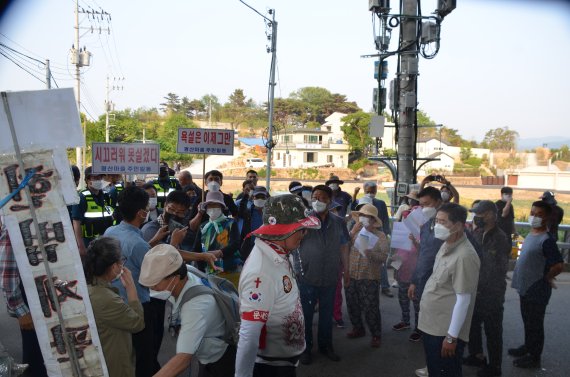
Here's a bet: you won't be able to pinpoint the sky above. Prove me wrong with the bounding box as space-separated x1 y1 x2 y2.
0 0 569 143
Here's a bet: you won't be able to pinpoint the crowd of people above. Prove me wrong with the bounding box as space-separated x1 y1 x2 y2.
0 163 566 377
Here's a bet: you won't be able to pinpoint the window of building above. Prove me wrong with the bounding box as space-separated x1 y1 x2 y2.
304 135 319 144
283 135 291 143
327 155 333 163
304 152 315 163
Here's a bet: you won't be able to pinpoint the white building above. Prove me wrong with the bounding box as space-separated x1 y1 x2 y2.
272 112 350 168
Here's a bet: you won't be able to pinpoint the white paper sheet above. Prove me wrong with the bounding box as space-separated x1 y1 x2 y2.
354 228 380 256
402 207 427 238
390 222 414 251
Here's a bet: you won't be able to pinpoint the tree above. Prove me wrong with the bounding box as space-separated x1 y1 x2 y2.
460 146 472 162
341 112 373 156
481 126 519 151
160 93 181 114
290 87 361 124
200 94 221 122
551 144 570 162
223 89 253 130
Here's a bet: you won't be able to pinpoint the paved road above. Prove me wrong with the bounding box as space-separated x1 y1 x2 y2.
1 271 569 377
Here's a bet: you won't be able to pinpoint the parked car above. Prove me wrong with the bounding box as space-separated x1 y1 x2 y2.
245 158 265 168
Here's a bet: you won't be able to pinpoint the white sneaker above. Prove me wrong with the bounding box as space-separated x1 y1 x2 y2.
415 366 428 377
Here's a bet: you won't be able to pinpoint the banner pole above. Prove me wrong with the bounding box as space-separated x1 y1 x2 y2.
1 92 83 377
202 154 206 202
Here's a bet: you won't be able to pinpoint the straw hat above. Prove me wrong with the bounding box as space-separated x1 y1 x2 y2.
351 204 382 226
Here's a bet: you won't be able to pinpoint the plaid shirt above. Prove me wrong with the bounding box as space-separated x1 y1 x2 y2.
0 226 29 318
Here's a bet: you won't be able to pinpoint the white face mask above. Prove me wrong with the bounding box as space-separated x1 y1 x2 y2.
112 266 123 282
312 200 328 214
253 199 266 208
528 215 543 228
434 223 452 240
149 278 175 300
422 206 437 219
90 180 108 191
365 193 376 199
441 192 451 202
328 183 339 191
207 181 221 192
207 208 223 220
359 216 370 227
502 194 512 202
148 197 158 210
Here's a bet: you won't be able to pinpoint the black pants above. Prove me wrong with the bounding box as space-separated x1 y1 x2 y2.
520 291 551 358
20 282 47 377
20 328 48 377
468 298 504 369
132 298 165 377
253 363 296 377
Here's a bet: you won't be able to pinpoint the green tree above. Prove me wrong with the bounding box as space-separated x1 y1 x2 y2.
341 111 373 156
552 144 570 162
481 126 519 151
157 113 196 163
200 94 222 122
460 146 472 162
160 93 181 114
223 89 253 130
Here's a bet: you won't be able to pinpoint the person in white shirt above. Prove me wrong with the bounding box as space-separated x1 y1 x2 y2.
236 194 321 377
139 244 235 377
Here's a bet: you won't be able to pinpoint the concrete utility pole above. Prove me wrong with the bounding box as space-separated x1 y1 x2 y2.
396 0 419 185
265 9 277 191
45 59 51 89
74 0 82 181
366 0 456 202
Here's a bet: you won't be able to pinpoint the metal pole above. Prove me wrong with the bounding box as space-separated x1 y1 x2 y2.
1 92 82 377
396 0 419 185
45 59 51 89
74 0 83 186
265 10 277 191
202 154 206 202
105 75 110 143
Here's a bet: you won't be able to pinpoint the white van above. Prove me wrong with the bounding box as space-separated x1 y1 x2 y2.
245 158 265 168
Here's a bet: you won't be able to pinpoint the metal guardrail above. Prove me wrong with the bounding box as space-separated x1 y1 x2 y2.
514 222 570 250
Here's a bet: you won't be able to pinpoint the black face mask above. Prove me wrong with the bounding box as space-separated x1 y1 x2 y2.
473 216 486 228
164 211 185 224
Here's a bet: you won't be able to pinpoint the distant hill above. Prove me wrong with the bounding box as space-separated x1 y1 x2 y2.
518 136 570 151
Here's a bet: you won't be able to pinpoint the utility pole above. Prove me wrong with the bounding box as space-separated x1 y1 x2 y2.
396 0 419 185
238 1 279 191
265 9 277 191
71 1 109 181
45 59 51 89
366 0 456 204
74 0 82 181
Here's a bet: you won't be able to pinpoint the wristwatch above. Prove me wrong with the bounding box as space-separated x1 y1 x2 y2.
446 334 457 344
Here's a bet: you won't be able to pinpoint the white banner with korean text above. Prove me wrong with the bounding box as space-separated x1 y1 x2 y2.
91 142 160 175
0 153 107 377
177 128 234 155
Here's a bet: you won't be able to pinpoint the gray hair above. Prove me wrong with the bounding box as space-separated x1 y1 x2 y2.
363 181 377 190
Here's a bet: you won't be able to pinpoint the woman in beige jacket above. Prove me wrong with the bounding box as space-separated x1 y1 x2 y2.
84 237 145 377
345 204 390 348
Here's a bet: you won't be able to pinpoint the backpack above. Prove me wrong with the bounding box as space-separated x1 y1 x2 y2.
168 265 240 346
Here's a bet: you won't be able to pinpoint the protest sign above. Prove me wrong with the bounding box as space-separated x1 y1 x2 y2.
91 142 160 175
176 128 234 155
0 152 107 377
1 89 107 376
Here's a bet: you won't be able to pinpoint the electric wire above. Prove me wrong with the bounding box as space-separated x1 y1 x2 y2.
0 45 46 76
0 50 46 85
